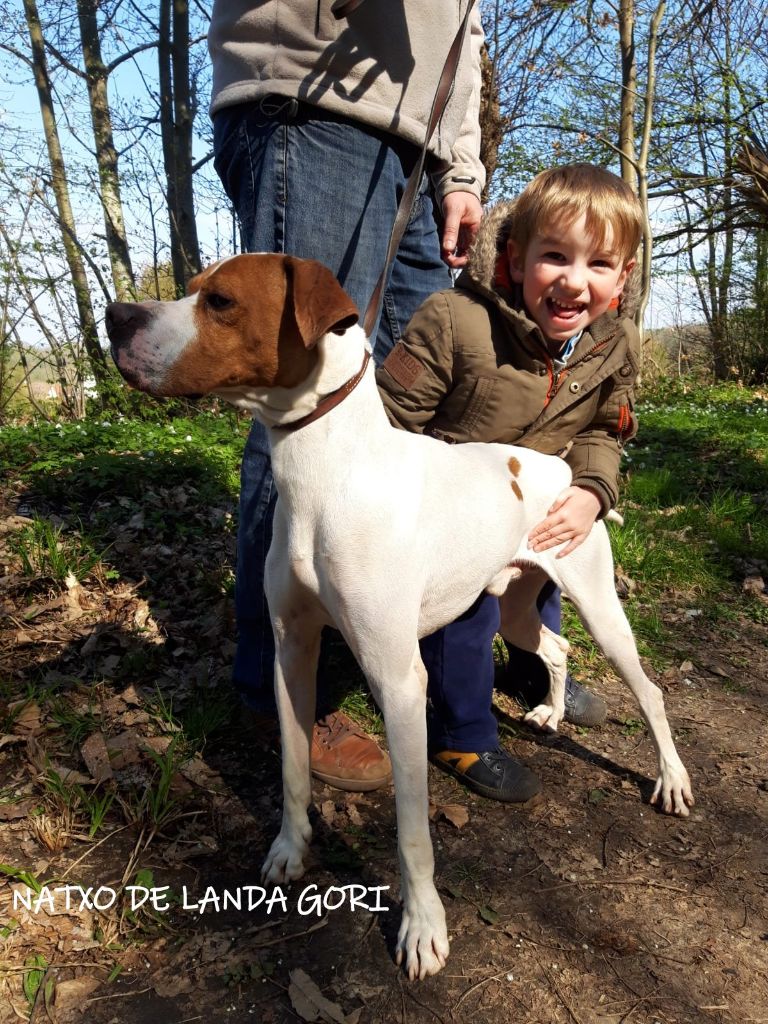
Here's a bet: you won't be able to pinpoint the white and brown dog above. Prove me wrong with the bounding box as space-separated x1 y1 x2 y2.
107 254 693 980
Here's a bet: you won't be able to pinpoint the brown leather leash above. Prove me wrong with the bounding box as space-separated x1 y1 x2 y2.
275 350 371 432
280 0 476 432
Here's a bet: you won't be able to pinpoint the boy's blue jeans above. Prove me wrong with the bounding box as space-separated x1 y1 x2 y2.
423 582 561 753
212 98 450 712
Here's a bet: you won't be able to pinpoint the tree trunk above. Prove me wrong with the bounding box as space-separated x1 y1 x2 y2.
635 0 665 332
159 0 201 295
714 6 735 381
479 44 504 203
77 0 136 301
618 0 638 191
172 0 201 285
22 0 108 386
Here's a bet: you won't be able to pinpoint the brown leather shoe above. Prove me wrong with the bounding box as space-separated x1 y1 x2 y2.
311 711 392 792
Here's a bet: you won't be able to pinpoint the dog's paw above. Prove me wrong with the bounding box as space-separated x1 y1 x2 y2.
395 891 449 981
649 766 694 817
261 832 309 885
523 703 562 732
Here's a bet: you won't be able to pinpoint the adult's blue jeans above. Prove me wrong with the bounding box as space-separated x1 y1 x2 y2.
212 97 451 712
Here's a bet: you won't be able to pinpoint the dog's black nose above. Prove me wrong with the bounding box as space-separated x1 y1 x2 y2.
105 302 154 347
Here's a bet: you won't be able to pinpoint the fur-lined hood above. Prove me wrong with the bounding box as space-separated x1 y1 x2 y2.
460 198 641 321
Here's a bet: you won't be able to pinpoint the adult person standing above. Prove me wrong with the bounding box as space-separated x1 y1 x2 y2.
209 0 485 790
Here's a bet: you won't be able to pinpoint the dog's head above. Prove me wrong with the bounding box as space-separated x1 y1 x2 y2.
106 255 359 397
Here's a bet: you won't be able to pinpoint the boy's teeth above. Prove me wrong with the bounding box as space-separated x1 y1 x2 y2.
551 300 582 315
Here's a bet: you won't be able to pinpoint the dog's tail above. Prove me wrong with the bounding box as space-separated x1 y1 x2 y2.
606 509 624 527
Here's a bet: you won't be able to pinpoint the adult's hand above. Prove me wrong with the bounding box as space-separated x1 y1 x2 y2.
441 191 483 269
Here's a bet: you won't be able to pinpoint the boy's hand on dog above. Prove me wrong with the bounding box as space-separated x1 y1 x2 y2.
528 486 602 557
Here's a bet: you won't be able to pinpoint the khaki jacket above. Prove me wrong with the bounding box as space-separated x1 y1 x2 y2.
376 202 641 515
208 1 485 203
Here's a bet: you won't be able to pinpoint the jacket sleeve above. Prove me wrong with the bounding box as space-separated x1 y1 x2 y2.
565 321 640 515
375 291 457 432
430 6 486 204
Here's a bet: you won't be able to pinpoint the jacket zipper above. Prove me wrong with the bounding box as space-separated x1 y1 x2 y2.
548 336 613 401
535 331 616 416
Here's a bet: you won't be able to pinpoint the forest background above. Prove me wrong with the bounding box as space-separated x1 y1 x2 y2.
1 5 768 1020
0 0 767 422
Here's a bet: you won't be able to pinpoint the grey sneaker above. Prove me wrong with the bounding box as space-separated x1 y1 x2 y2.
563 676 607 727
500 648 607 727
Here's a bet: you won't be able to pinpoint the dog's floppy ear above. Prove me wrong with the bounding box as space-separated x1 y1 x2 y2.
187 258 229 297
286 257 359 348
186 272 204 296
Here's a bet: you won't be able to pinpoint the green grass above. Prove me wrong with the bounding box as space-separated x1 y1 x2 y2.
0 412 248 511
2 381 767 734
548 381 768 676
559 379 768 669
2 411 246 599
622 382 768 576
9 518 105 586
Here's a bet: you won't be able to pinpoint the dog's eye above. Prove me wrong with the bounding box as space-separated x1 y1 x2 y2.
205 292 234 311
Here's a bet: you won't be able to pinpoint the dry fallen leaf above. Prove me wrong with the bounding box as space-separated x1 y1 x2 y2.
80 732 114 784
53 976 102 1009
178 755 225 791
141 735 172 756
104 730 142 769
26 736 93 785
152 969 194 998
320 800 337 827
432 803 469 829
0 798 36 821
9 699 43 735
119 683 145 707
288 968 350 1024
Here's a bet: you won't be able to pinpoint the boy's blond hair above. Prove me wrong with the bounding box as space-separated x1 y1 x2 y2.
511 164 643 264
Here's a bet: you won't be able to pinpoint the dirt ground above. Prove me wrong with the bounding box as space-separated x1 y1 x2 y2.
1 481 767 1024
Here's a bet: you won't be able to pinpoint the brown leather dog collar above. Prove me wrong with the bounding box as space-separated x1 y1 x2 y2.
277 349 372 433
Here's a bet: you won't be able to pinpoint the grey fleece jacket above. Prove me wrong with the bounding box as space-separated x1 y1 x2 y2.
208 0 485 203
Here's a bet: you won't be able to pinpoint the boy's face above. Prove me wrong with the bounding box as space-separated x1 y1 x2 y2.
507 213 634 345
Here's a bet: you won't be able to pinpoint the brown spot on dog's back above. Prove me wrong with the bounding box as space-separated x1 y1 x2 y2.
508 457 523 500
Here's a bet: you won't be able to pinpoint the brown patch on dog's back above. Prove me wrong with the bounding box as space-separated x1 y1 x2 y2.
508 456 521 476
508 456 524 501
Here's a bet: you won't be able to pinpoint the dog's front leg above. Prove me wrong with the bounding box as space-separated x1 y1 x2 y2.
262 609 322 885
363 645 449 981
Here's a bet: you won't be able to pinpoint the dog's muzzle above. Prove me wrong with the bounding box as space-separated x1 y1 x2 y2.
105 302 157 349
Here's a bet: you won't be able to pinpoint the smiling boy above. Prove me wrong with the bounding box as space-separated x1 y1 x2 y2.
377 163 643 802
